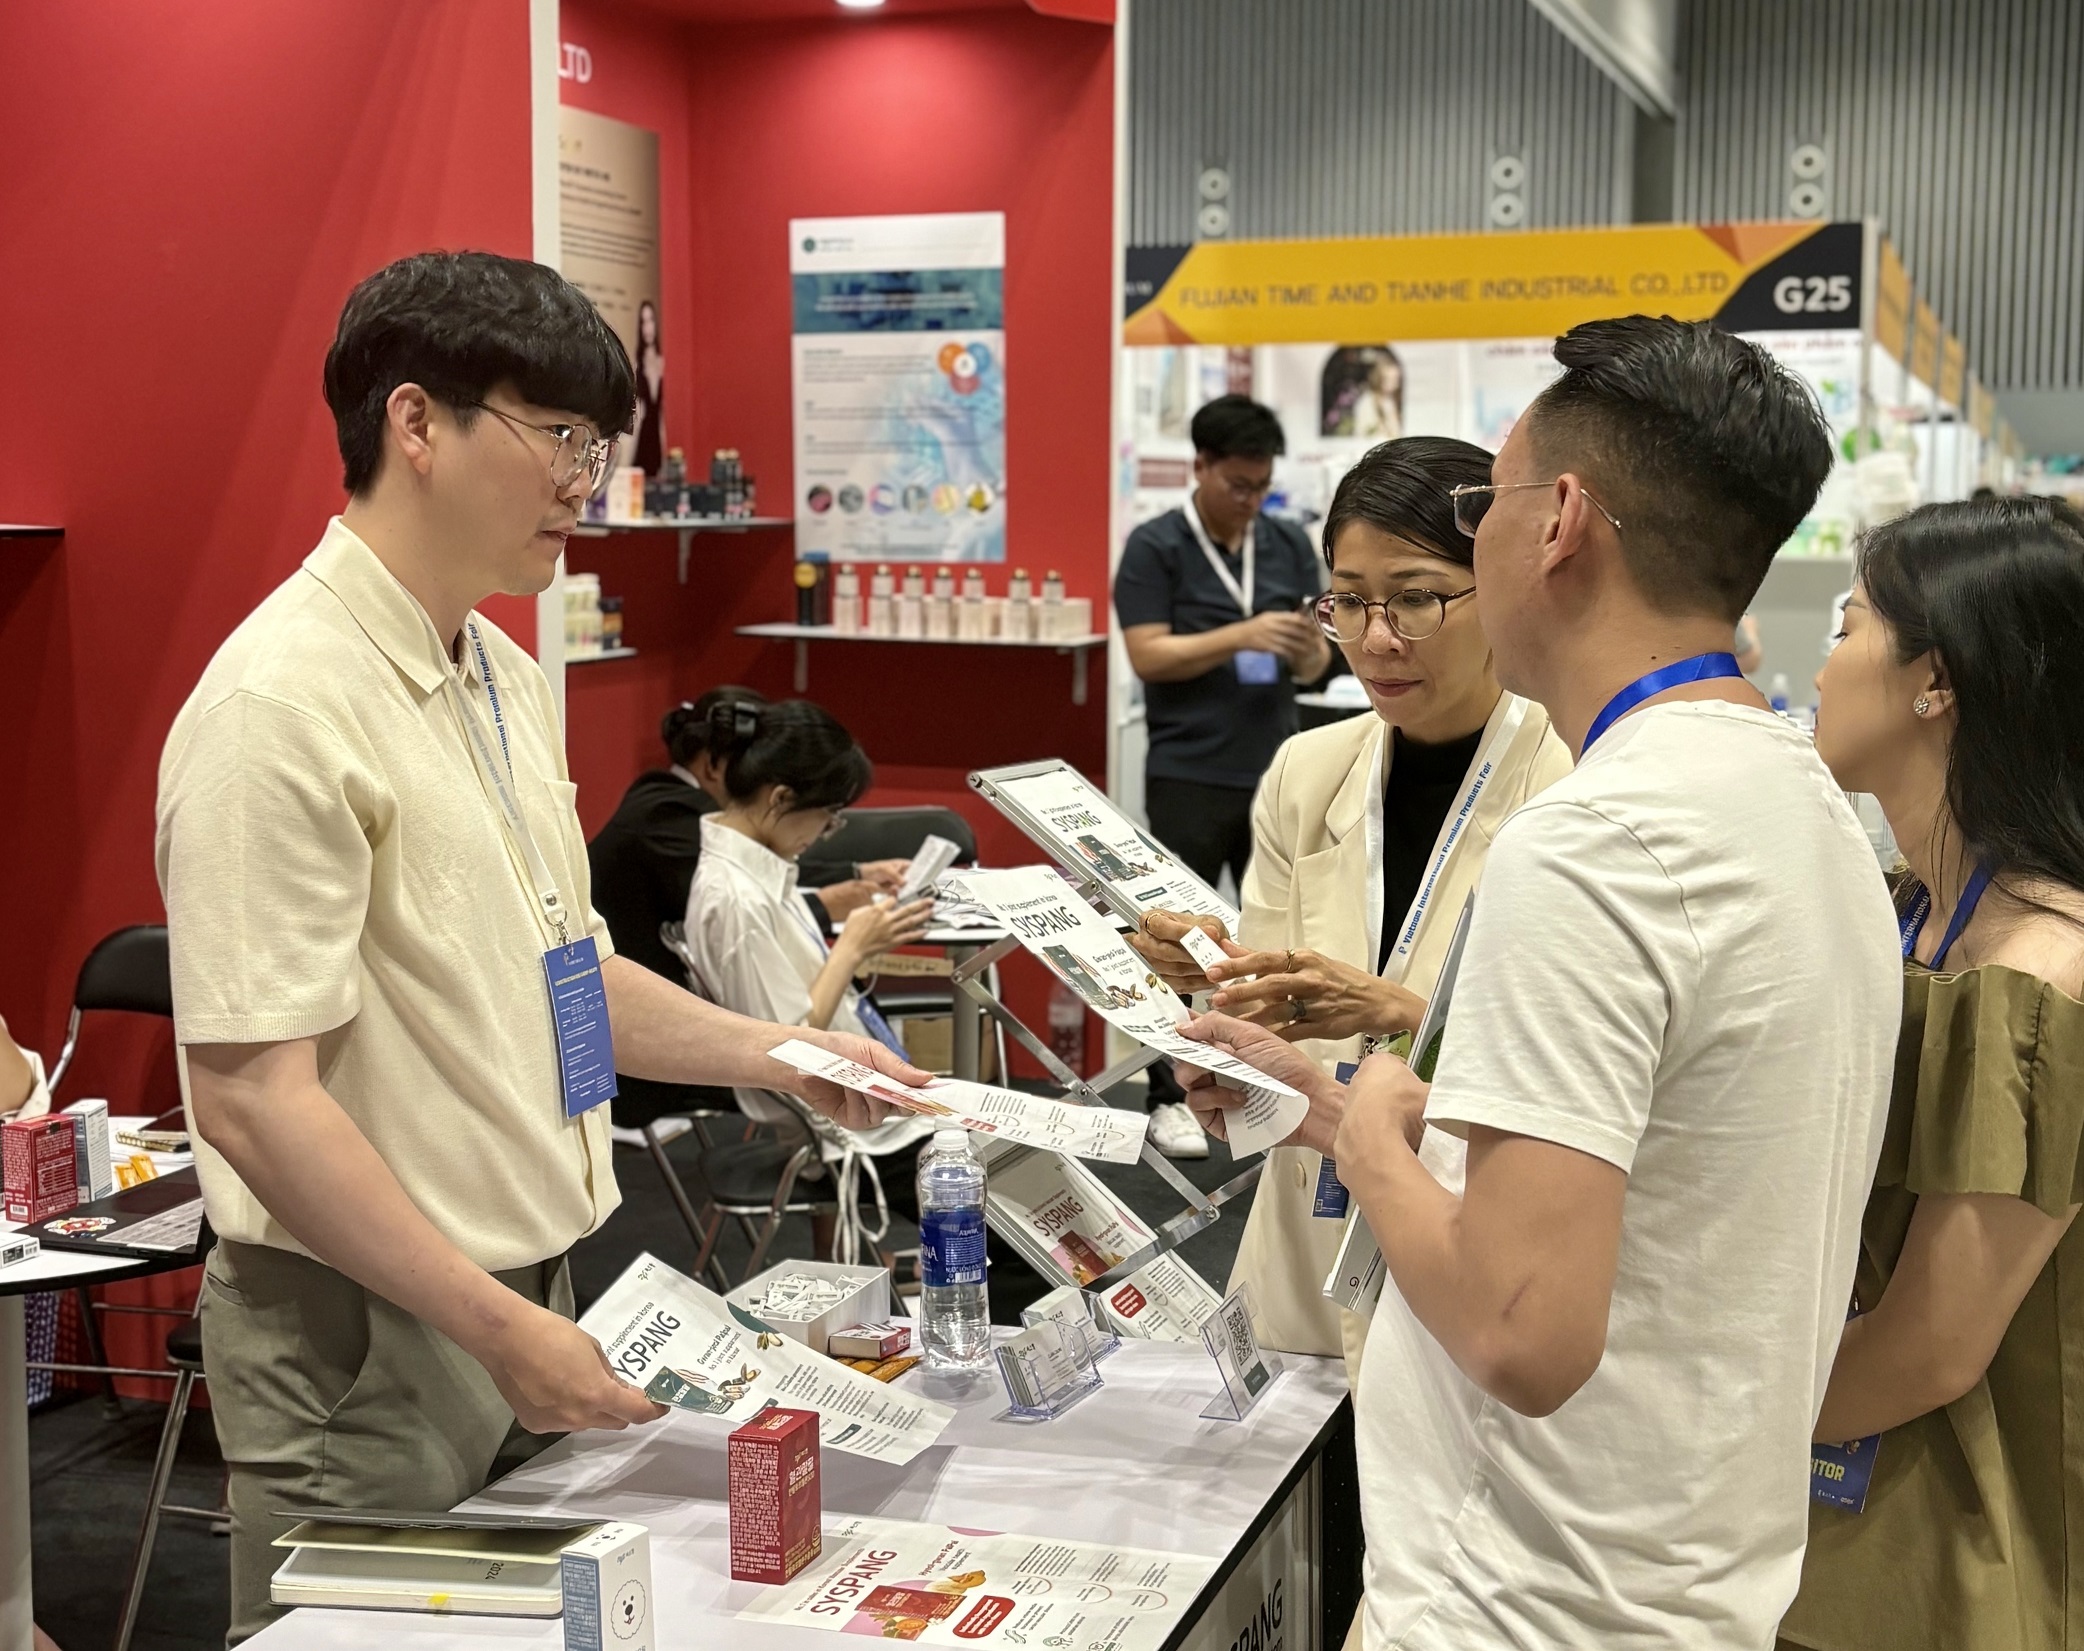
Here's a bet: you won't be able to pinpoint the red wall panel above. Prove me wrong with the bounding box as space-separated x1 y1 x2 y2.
0 0 535 1079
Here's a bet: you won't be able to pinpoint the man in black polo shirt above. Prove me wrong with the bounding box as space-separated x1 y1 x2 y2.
1113 395 1331 1155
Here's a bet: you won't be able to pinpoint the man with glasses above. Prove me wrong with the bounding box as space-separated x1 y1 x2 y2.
1114 394 1332 1155
156 252 914 1641
1182 317 1900 1649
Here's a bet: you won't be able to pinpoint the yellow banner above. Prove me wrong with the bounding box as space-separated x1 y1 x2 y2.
1875 240 1910 359
1123 221 1864 346
1911 299 1941 385
1939 332 1967 407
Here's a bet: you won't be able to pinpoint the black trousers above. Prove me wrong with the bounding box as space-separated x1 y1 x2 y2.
1141 774 1256 1110
1143 774 1256 897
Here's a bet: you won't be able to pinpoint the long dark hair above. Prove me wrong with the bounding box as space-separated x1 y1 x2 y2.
1321 436 1494 569
1860 495 2084 908
662 685 765 767
706 697 872 812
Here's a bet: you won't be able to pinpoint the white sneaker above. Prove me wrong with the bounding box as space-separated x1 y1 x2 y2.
1148 1100 1210 1160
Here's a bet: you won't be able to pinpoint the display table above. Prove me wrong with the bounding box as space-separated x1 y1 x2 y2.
249 1338 1355 1651
3 1246 192 1651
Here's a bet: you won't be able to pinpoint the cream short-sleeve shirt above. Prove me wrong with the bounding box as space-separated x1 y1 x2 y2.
155 519 620 1272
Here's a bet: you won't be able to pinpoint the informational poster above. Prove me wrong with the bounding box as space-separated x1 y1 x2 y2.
736 1512 1217 1647
579 1254 953 1464
559 106 665 474
791 213 1006 562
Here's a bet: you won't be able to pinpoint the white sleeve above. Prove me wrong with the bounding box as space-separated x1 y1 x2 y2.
688 877 817 1030
10 1047 52 1120
1423 799 1696 1174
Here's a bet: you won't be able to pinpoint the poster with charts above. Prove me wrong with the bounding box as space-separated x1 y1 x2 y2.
791 213 1006 563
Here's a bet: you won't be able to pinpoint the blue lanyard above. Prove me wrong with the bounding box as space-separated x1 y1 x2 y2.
1900 863 1993 968
1582 652 1745 752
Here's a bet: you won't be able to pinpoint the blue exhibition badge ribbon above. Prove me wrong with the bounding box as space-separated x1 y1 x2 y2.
1897 863 1993 968
1581 652 1745 752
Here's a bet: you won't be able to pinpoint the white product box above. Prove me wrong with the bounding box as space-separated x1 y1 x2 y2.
561 1522 653 1651
727 1260 891 1355
1 1235 40 1270
63 1098 114 1202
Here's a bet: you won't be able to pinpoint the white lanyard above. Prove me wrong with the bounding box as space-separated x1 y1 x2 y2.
1184 494 1255 618
1366 693 1532 985
446 616 573 947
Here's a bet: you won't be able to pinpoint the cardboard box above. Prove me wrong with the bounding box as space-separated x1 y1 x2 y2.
560 1522 653 1651
3 1116 78 1224
62 1098 115 1203
828 1321 911 1360
0 1235 40 1270
728 1408 821 1585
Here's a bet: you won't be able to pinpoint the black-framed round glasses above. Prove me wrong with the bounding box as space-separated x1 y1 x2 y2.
1448 481 1623 539
460 399 615 496
1313 588 1478 644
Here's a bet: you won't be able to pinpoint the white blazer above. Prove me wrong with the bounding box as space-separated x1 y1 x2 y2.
1228 694 1575 1370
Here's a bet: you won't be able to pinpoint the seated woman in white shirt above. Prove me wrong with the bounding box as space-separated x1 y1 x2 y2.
685 698 1047 1315
685 696 935 1134
0 1011 52 1117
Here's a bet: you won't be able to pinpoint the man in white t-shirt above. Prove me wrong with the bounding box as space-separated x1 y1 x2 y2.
1183 316 1900 1648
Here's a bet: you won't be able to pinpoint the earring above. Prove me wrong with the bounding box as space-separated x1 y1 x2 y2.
1914 694 1932 716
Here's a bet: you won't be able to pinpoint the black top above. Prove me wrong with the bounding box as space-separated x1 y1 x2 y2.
1378 726 1485 973
586 770 849 982
1113 505 1325 790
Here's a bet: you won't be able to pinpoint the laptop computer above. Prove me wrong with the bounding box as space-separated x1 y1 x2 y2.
24 1166 210 1261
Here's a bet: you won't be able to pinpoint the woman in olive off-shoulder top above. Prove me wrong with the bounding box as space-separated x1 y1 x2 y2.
1779 495 2084 1651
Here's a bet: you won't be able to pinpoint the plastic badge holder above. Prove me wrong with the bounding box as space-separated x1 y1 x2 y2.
1019 1283 1120 1361
1199 1285 1283 1423
994 1316 1105 1421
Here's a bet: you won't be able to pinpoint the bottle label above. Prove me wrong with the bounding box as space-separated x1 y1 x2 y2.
920 1207 987 1287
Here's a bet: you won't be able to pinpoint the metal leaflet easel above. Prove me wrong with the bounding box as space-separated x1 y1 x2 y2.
956 762 1271 1294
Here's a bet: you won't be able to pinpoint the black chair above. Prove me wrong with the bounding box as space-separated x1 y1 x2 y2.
47 923 173 1091
43 926 175 1409
814 806 976 1031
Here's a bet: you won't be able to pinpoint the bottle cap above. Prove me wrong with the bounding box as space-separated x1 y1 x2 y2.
933 1128 970 1154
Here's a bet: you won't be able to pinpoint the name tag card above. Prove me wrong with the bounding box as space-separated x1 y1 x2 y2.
1312 1062 1359 1218
1200 1285 1282 1422
1233 649 1281 685
995 1316 1105 1421
544 937 618 1118
1811 1434 1879 1512
1177 925 1230 976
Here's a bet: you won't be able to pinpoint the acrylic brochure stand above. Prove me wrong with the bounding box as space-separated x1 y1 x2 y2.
953 759 1268 1293
994 1316 1106 1421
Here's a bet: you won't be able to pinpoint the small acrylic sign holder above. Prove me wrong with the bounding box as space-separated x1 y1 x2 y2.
1199 1285 1283 1423
994 1316 1106 1422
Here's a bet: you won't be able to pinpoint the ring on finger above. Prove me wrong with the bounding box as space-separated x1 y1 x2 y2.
1288 997 1309 1024
1283 950 1297 975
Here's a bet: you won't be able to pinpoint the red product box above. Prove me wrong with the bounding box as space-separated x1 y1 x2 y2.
3 1117 79 1225
728 1407 821 1585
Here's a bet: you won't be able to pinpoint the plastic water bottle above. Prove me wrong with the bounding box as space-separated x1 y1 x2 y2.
1769 671 1792 714
917 1129 991 1370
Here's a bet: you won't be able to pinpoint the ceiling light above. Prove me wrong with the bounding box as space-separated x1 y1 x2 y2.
837 0 886 9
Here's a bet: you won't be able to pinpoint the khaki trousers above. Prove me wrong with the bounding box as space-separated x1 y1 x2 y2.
199 1239 572 1645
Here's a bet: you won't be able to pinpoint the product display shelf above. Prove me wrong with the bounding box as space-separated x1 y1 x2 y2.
572 516 791 582
564 646 639 666
0 524 63 542
735 622 1109 705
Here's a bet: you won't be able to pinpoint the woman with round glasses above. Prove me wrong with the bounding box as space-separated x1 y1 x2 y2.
1777 497 2084 1651
1131 436 1572 1364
